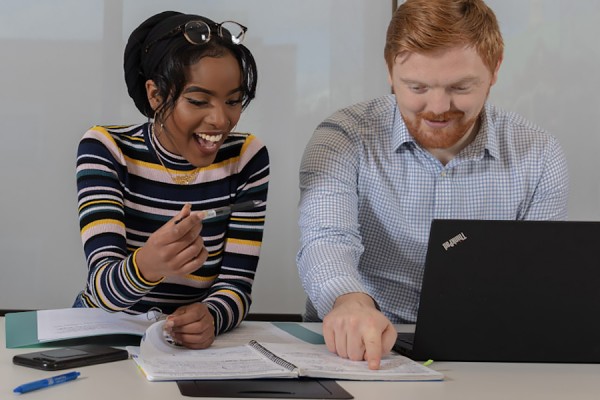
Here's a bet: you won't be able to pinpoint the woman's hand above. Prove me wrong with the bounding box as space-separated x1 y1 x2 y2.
164 303 215 349
135 203 208 282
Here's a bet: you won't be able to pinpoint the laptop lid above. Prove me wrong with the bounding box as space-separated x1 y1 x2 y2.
398 219 600 363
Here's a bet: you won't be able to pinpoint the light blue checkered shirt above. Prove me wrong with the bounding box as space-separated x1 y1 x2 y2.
297 94 568 324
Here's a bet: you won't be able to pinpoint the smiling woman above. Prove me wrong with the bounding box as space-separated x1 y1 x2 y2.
71 11 269 350
146 54 245 170
0 0 401 321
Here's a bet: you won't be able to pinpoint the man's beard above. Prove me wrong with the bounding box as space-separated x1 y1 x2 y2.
403 110 479 149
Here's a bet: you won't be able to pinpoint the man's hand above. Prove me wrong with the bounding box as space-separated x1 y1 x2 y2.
322 292 397 370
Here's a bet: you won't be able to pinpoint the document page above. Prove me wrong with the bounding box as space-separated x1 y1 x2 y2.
260 342 444 381
37 308 156 341
210 321 308 348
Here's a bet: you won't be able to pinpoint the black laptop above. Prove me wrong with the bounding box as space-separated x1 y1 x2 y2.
394 219 600 363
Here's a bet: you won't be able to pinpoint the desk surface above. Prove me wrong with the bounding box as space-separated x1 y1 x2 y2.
2 317 600 399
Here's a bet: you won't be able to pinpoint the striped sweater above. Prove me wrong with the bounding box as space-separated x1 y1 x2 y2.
75 123 269 335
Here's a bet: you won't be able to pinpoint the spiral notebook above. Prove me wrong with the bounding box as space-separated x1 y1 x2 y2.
129 320 443 382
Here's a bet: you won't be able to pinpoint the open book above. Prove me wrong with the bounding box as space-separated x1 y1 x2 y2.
128 320 443 382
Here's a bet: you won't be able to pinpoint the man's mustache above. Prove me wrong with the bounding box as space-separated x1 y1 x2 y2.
418 111 465 121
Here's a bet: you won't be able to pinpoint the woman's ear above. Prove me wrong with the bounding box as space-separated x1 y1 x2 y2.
145 79 162 111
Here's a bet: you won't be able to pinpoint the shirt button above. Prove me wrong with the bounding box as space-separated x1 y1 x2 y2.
440 171 447 177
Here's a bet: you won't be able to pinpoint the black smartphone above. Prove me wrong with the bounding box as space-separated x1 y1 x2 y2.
13 345 129 371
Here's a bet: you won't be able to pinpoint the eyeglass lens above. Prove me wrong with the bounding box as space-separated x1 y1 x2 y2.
184 21 246 45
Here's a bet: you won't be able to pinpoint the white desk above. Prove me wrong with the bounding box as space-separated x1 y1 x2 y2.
2 317 600 399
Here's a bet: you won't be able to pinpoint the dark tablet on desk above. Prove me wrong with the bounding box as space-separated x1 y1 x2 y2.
177 378 353 399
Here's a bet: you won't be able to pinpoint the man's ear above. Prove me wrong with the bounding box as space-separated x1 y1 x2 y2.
145 79 162 111
490 55 503 87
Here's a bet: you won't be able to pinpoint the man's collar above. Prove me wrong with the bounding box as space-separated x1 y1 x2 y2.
392 105 414 151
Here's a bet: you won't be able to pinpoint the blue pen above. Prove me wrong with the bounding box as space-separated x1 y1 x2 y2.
13 371 80 394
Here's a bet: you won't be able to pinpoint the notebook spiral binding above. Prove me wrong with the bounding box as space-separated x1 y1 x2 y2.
248 340 298 372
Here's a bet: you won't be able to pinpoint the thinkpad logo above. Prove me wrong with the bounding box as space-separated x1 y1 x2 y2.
442 232 467 250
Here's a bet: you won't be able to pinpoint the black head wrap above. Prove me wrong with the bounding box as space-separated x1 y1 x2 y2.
123 11 215 117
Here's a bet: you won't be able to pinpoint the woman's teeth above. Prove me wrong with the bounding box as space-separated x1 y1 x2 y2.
195 133 223 148
197 133 222 142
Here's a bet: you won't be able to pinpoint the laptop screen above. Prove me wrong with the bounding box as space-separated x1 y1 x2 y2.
405 219 600 363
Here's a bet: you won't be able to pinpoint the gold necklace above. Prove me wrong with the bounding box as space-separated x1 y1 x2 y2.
150 123 200 185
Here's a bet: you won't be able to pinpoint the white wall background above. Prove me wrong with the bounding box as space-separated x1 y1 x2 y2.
0 0 392 312
1 0 599 312
488 0 600 220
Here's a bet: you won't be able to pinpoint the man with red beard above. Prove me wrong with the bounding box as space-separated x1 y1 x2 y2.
297 0 568 370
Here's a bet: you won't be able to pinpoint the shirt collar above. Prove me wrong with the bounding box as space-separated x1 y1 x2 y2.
392 104 413 151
